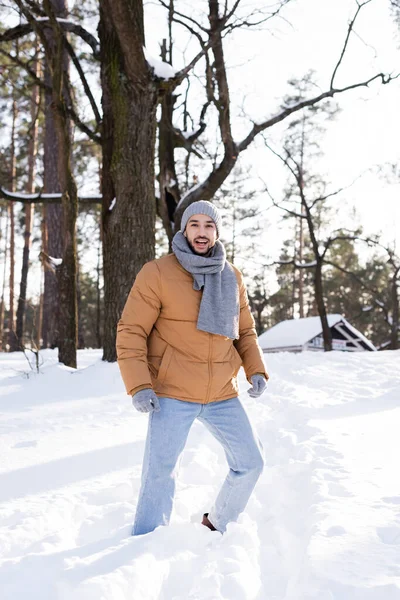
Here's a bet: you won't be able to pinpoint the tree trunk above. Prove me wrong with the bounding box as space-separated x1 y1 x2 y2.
53 144 78 368
32 0 78 367
298 208 305 318
8 97 17 352
96 230 102 348
35 270 44 350
40 203 49 347
158 41 180 247
300 185 332 351
8 95 17 352
390 267 399 349
8 203 16 351
291 218 297 318
0 209 9 351
41 0 68 349
48 17 78 369
231 205 236 265
174 0 238 228
99 1 158 362
16 50 39 350
314 261 332 351
76 259 85 349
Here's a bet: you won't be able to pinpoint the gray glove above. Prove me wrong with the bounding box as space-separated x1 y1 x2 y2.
247 374 267 398
132 389 160 413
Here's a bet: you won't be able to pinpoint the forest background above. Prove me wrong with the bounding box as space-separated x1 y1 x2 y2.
0 0 399 368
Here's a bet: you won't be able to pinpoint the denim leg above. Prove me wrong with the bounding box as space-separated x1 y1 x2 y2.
199 397 264 533
133 397 199 536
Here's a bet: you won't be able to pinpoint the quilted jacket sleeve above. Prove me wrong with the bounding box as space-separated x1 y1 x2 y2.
233 269 269 384
116 260 162 396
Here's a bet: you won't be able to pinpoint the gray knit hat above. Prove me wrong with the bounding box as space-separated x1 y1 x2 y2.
180 201 221 237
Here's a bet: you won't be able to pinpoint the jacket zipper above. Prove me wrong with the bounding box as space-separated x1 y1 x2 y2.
205 334 213 404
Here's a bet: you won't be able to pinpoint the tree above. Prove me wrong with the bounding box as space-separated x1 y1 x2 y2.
327 243 400 349
41 0 68 351
76 270 103 348
1 0 397 362
25 0 80 367
98 0 159 361
15 41 39 350
265 75 345 350
248 274 270 336
214 167 264 266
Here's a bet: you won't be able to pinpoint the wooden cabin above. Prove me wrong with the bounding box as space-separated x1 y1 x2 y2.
258 314 376 353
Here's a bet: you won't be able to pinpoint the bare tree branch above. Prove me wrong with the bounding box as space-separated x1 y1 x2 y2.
0 47 49 90
238 72 399 153
0 17 100 58
324 259 388 309
64 38 101 126
269 257 316 269
222 0 293 34
168 15 207 47
157 0 209 33
0 40 101 143
308 186 345 209
0 187 102 204
263 181 306 218
223 0 243 23
263 139 299 182
321 234 363 259
330 0 372 90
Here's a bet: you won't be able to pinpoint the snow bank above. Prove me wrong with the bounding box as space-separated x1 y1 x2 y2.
0 348 399 599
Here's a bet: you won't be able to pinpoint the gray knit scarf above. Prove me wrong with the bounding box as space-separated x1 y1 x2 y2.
172 231 239 339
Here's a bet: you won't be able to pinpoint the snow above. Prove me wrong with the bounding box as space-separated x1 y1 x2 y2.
1 348 400 599
259 314 344 350
48 256 63 266
109 198 116 212
175 180 203 210
144 48 177 80
181 129 197 139
258 314 376 351
0 189 62 200
35 17 78 25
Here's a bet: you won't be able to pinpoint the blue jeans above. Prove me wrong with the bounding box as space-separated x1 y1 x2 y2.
133 396 264 535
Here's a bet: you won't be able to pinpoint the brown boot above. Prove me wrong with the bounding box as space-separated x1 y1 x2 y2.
202 513 217 531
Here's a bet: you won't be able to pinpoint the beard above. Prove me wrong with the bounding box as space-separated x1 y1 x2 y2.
186 238 215 256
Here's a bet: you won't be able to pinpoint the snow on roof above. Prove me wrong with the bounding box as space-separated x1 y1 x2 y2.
258 314 375 351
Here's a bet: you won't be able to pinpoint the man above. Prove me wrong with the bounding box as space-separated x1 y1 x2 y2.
116 200 269 536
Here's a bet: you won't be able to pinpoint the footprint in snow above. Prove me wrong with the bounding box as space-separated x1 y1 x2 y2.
382 496 400 505
327 482 352 497
13 440 38 449
326 525 346 537
377 526 400 545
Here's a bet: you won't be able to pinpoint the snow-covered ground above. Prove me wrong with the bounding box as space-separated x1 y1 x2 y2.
0 348 399 600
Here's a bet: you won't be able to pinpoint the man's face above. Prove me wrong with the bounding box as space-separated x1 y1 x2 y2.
184 213 218 255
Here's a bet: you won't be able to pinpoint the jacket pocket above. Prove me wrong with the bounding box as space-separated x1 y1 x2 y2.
157 344 174 384
232 345 242 375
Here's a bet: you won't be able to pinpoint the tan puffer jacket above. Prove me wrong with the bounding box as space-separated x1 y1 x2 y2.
116 253 268 403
